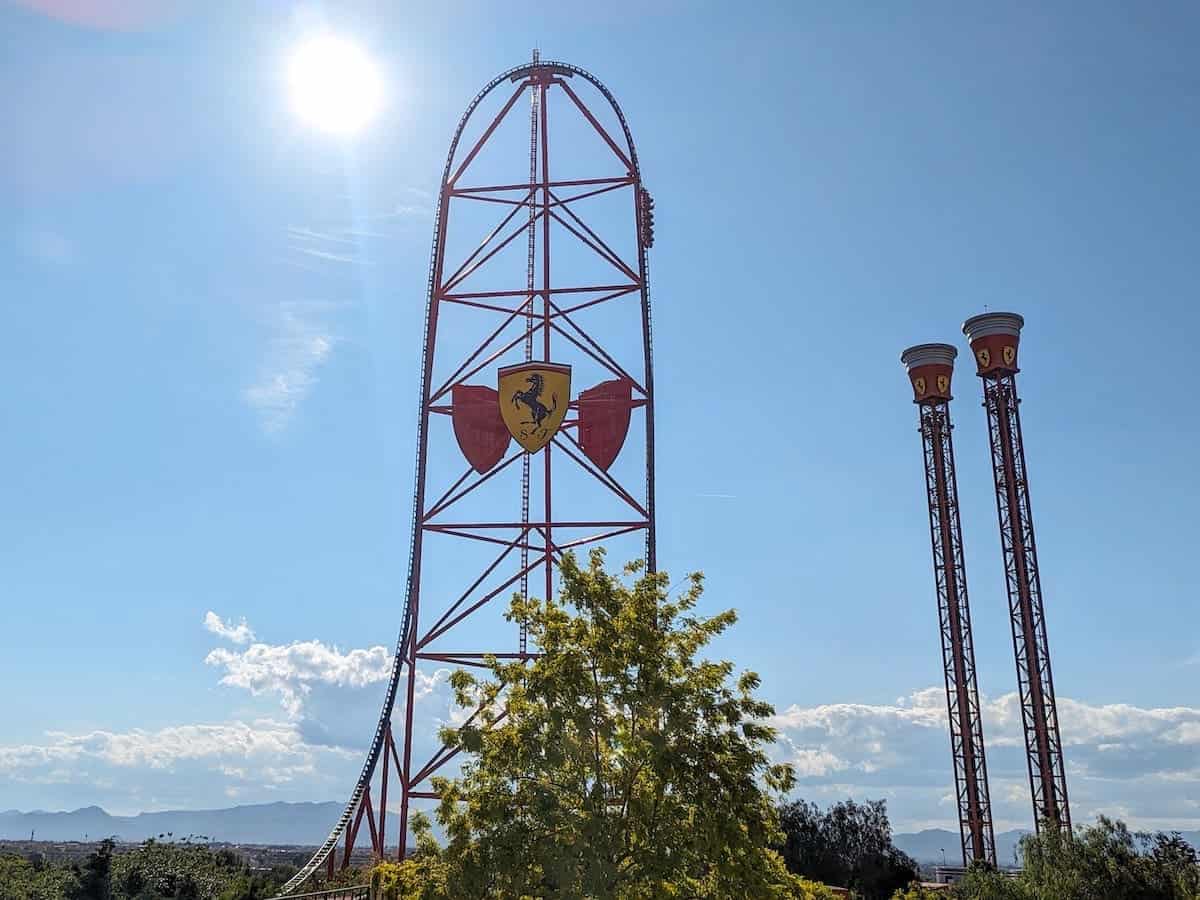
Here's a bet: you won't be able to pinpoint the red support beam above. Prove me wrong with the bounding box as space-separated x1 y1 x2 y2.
963 314 1070 833
282 56 656 888
902 344 996 866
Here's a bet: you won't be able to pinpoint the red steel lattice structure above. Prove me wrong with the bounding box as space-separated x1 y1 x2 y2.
279 56 656 894
901 343 996 867
963 312 1070 832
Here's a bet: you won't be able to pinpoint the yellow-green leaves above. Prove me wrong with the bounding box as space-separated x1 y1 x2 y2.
422 548 799 898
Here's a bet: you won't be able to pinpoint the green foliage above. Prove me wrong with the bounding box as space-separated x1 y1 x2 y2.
0 840 324 900
928 817 1200 899
790 878 842 899
108 839 241 898
1015 816 1199 900
945 864 1026 900
778 798 918 899
422 549 800 898
890 886 946 900
74 837 115 900
369 853 451 900
0 852 80 900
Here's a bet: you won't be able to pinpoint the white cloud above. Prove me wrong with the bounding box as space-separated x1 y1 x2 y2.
205 639 393 718
203 611 255 645
0 720 304 773
244 303 335 434
770 688 1200 832
0 629 463 814
12 605 1199 835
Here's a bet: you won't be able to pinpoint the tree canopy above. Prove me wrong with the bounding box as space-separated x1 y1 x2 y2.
777 798 918 899
892 816 1200 900
398 549 816 898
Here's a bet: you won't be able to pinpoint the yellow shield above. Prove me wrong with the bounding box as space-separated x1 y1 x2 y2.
498 362 571 453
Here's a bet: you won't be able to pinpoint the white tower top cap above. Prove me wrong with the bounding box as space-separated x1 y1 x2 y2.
962 312 1024 343
900 343 957 372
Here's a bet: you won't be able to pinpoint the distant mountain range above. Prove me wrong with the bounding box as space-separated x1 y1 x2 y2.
894 828 1028 866
2 804 1196 863
0 802 398 847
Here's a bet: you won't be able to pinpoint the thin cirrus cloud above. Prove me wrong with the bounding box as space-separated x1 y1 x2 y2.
243 303 336 434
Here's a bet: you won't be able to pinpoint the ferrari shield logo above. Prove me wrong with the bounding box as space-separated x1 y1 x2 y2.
499 362 571 453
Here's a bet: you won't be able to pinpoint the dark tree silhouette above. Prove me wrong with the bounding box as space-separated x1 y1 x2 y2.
777 798 918 899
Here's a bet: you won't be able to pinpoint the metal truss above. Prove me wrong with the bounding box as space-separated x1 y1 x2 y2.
981 374 1070 832
918 401 997 866
277 57 655 894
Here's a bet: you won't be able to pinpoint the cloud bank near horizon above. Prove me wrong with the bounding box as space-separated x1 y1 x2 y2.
2 618 1197 832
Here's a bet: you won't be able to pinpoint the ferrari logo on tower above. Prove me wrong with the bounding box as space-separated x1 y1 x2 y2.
499 362 571 453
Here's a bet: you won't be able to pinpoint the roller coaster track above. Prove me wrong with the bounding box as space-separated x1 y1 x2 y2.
275 59 652 896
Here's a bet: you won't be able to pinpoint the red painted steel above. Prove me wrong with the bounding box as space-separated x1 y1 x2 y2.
964 314 1071 833
451 385 510 473
278 56 656 893
578 378 634 471
903 345 996 867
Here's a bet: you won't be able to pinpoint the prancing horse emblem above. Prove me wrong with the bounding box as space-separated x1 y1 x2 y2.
512 373 557 430
498 362 571 453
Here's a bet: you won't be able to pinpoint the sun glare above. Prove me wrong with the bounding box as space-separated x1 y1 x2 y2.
287 34 383 136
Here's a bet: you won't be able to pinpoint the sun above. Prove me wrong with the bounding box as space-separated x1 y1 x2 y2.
287 35 383 136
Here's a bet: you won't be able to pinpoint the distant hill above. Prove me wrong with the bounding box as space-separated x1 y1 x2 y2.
894 828 1026 866
0 802 400 847
894 827 1200 866
3 805 1196 858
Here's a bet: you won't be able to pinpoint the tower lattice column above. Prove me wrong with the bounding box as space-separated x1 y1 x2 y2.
902 343 996 867
963 313 1070 832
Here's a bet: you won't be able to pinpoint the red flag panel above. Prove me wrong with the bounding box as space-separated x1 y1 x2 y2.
578 378 634 471
452 384 511 474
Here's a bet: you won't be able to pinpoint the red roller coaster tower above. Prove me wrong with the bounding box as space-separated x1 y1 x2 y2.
962 312 1070 832
279 55 656 893
901 343 996 867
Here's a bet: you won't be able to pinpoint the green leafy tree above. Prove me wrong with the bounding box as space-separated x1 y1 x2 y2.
921 817 1200 899
73 838 114 900
1017 816 1199 900
0 853 80 900
421 549 804 898
938 862 1026 900
778 798 918 898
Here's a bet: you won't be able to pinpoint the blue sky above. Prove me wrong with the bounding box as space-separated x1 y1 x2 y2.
2 0 1198 835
